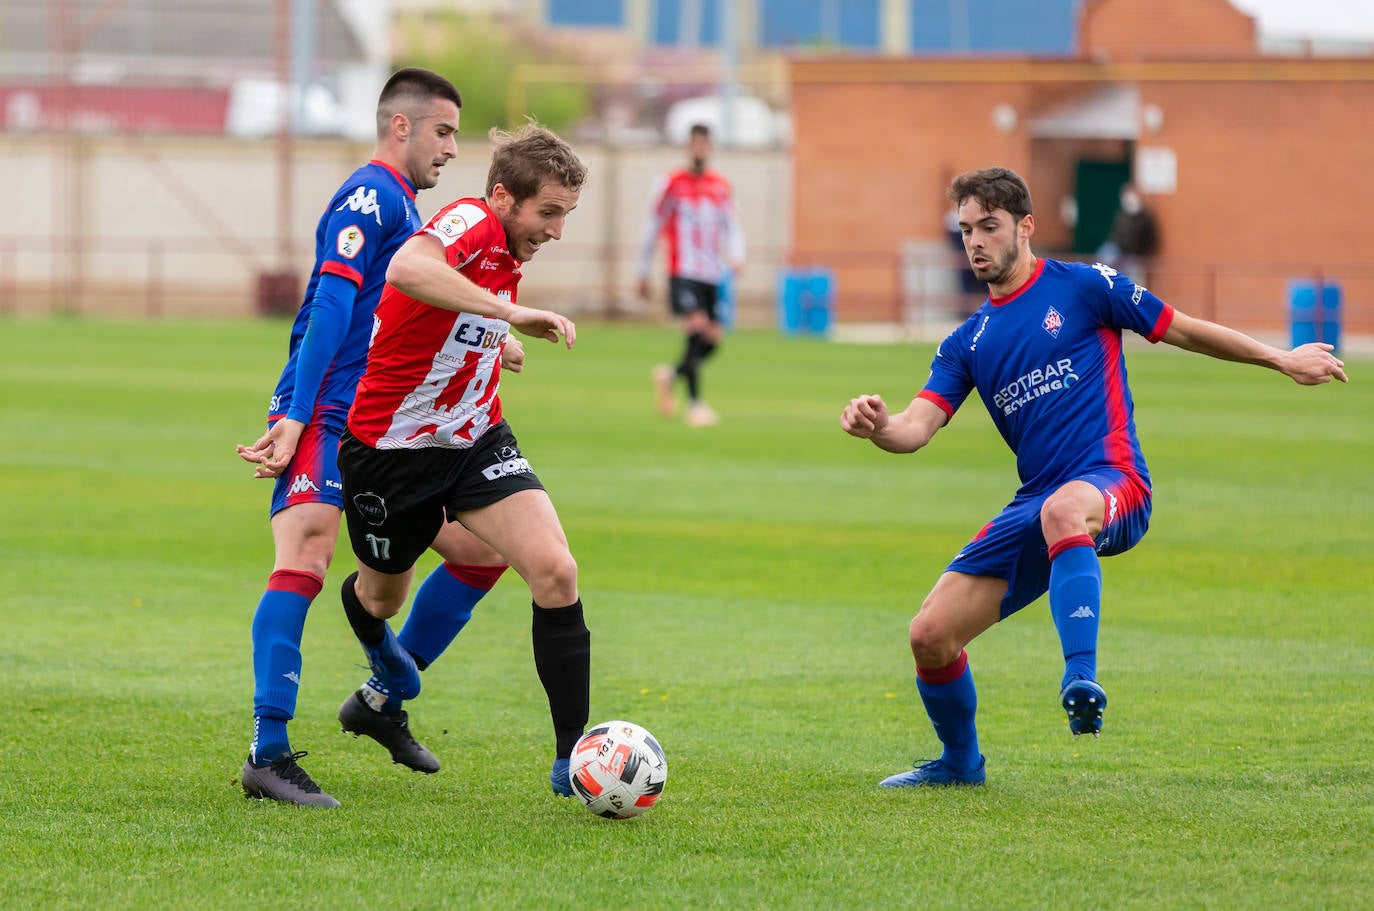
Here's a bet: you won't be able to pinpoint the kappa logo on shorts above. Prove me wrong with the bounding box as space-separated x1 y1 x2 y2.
482 446 532 480
289 473 320 495
353 492 388 525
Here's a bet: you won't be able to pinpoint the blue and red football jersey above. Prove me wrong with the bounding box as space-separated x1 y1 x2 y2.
268 160 420 425
919 258 1175 496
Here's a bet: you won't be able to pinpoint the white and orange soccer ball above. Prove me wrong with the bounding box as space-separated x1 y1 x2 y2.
568 720 667 819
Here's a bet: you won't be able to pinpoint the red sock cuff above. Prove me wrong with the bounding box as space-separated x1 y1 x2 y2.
267 569 324 600
1048 533 1095 562
916 649 969 684
445 562 509 591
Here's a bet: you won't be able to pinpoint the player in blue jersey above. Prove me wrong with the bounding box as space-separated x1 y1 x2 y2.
841 167 1346 788
235 69 520 807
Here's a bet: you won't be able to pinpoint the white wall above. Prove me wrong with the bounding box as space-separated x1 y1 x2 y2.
0 134 791 322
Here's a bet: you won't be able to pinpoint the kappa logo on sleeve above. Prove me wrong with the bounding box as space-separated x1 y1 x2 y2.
336 186 383 226
1092 262 1118 289
337 225 364 259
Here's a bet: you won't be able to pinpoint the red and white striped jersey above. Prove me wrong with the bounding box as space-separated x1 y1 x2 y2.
347 197 520 450
637 168 744 285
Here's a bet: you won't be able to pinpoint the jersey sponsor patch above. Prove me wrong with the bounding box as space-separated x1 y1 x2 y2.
337 225 365 259
429 202 489 247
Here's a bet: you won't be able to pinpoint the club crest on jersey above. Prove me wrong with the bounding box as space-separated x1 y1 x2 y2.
337 186 382 226
1042 306 1064 337
337 225 364 259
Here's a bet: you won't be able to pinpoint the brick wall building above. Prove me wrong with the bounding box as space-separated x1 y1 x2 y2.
788 0 1374 335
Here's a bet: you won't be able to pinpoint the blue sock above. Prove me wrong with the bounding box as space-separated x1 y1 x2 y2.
1049 535 1102 689
250 715 289 766
915 651 980 770
250 570 322 763
360 563 504 713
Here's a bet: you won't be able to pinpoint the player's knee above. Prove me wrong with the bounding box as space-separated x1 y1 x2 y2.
530 549 579 605
1039 494 1086 541
277 538 333 581
907 611 960 668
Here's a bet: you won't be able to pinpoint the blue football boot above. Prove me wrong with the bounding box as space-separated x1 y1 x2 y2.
358 623 421 701
879 756 986 788
1060 678 1108 737
550 757 573 797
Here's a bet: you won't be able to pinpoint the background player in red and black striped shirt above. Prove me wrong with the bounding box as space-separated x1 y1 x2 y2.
637 123 745 427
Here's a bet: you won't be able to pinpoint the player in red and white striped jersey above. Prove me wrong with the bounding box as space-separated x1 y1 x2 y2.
637 123 745 426
336 123 593 798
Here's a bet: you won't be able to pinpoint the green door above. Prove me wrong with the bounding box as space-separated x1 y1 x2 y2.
1073 158 1131 255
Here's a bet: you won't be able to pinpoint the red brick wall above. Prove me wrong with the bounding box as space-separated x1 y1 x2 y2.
791 79 1035 321
1080 0 1258 60
789 57 1374 334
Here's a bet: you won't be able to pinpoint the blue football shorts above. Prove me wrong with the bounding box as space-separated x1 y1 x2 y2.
945 469 1153 619
268 408 346 517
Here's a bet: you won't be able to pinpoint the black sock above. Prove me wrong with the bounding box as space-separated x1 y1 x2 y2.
678 332 707 401
531 600 591 758
341 571 385 647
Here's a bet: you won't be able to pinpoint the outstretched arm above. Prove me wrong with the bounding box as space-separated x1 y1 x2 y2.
840 394 948 454
1162 310 1347 385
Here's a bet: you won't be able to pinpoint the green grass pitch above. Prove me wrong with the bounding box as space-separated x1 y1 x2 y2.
1 317 1370 910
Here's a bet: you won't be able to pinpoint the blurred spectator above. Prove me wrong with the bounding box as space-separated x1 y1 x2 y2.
1098 184 1159 285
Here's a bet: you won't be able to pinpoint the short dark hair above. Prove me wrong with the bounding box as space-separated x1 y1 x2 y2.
485 122 587 203
376 68 462 138
947 167 1033 220
689 123 711 139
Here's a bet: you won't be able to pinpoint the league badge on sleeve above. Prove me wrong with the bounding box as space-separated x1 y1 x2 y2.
336 225 365 259
430 203 489 247
436 213 469 239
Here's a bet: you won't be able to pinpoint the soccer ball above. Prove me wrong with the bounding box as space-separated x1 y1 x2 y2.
568 720 667 819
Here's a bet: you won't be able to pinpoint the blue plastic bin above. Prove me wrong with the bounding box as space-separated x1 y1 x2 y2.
716 273 735 329
1288 280 1342 351
777 268 835 337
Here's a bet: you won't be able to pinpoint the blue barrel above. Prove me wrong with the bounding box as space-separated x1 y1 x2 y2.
1319 282 1342 351
777 267 835 336
1288 280 1342 350
1289 280 1318 347
804 270 834 335
716 273 735 329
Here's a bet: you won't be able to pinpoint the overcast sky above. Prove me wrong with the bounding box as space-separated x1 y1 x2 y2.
1227 0 1374 40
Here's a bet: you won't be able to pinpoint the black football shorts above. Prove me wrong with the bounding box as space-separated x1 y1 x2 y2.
339 420 545 574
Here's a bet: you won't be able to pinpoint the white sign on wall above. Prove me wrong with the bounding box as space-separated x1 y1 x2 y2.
1136 146 1177 195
